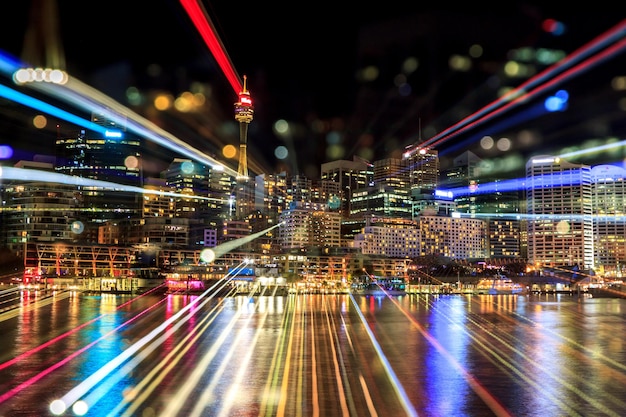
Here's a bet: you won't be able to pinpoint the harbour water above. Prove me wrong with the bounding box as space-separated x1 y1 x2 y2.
0 288 625 416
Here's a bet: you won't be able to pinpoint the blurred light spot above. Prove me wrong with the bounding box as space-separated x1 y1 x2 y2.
126 86 143 106
0 145 12 159
536 48 566 65
71 221 85 235
504 61 522 77
611 76 626 91
326 131 341 145
398 83 412 96
326 144 345 160
357 147 374 161
72 400 88 416
544 90 568 112
154 94 173 111
273 119 290 136
358 65 379 82
193 92 206 106
449 55 471 71
49 399 66 415
174 92 195 112
394 74 407 87
496 137 512 151
618 97 626 111
181 160 194 174
13 68 68 85
311 119 327 134
32 114 47 129
542 19 566 36
469 44 483 58
201 248 216 263
146 63 162 77
480 135 494 150
274 145 288 160
359 133 374 147
402 57 419 74
517 129 540 148
556 220 570 234
223 144 237 158
125 155 139 169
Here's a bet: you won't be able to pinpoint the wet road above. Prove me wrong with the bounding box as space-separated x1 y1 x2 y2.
0 286 625 416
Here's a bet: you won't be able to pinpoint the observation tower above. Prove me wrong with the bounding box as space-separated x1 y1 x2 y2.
233 75 254 219
234 75 253 181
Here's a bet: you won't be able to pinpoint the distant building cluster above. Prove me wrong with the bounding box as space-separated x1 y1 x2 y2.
1 118 626 279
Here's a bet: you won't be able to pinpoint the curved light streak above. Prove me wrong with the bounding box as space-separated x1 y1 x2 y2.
407 19 626 153
0 166 221 201
0 50 238 177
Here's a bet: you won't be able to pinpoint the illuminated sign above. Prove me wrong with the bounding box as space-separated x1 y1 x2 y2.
105 130 123 138
434 189 453 199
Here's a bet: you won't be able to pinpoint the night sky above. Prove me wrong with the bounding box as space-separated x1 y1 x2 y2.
0 1 624 178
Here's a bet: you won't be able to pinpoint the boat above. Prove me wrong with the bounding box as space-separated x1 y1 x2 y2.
350 275 407 296
474 274 528 295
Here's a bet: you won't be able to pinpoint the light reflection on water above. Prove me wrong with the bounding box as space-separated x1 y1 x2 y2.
0 291 624 416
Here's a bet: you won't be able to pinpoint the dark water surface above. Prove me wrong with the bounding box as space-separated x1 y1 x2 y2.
0 288 624 416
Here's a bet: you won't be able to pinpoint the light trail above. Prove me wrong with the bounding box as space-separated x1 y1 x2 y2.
0 292 165 406
51 262 248 415
348 295 419 417
0 83 108 134
406 19 626 153
0 50 238 177
179 0 242 95
106 292 233 416
259 294 295 416
0 166 221 201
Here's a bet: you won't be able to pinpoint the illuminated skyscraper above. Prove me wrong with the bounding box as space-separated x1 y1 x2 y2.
526 155 593 269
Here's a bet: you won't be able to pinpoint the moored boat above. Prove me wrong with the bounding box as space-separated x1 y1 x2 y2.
350 276 407 296
474 274 528 295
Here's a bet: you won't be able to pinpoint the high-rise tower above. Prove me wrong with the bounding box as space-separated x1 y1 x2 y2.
234 75 253 181
233 75 254 219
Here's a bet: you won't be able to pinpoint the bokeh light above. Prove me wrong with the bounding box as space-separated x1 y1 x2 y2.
274 146 288 160
124 155 139 169
0 145 13 159
32 114 47 129
222 144 237 159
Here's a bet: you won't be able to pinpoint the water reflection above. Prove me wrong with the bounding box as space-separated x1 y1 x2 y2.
0 291 625 416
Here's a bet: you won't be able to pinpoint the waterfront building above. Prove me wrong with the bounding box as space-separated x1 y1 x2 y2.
353 216 419 258
590 164 626 278
418 214 487 260
1 159 77 257
526 156 593 269
442 150 523 260
277 202 341 251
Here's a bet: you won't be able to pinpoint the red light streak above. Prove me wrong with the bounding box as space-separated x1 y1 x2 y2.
414 19 626 152
179 0 243 95
0 292 167 404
